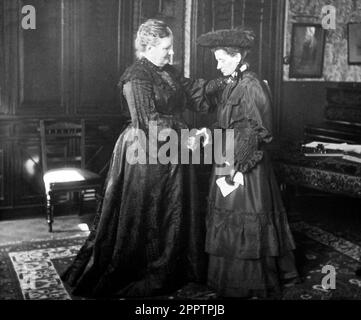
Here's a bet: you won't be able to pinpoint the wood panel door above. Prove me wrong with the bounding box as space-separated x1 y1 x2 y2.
0 122 13 208
73 0 133 115
9 0 68 116
0 0 6 115
3 0 134 117
133 0 185 70
0 142 11 207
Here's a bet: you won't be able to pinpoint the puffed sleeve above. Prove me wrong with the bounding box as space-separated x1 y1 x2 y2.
123 79 179 162
166 65 226 113
123 79 192 157
232 77 273 174
180 76 226 113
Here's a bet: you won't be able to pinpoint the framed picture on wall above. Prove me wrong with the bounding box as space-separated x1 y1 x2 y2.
348 23 361 64
289 23 326 78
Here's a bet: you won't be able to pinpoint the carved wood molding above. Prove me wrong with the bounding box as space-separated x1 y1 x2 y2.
0 1 4 115
273 0 286 138
73 0 133 115
16 0 67 115
3 0 19 116
4 0 134 116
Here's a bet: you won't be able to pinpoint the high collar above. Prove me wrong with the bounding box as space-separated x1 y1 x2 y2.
226 63 249 84
140 57 167 72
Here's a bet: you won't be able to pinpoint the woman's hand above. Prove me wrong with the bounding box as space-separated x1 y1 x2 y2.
186 127 211 151
195 127 211 147
186 136 198 151
225 169 244 186
224 167 235 185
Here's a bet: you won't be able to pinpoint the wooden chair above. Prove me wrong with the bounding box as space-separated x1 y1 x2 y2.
39 119 102 232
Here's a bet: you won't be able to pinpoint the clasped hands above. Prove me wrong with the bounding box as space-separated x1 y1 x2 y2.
186 127 211 151
224 162 244 186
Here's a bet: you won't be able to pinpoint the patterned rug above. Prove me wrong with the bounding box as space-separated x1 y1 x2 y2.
2 222 361 300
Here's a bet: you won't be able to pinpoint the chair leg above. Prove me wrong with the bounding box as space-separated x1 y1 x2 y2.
95 188 103 212
48 220 53 232
78 191 84 215
47 193 54 232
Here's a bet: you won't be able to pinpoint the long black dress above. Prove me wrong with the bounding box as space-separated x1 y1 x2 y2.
206 66 299 298
61 57 219 298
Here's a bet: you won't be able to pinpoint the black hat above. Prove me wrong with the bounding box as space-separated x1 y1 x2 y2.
197 27 255 49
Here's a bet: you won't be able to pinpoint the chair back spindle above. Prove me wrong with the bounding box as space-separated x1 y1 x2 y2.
39 119 101 232
40 120 86 172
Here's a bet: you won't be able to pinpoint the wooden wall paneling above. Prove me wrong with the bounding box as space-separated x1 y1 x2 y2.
132 0 142 37
190 0 217 128
0 0 4 115
0 2 134 218
0 147 4 203
73 0 127 115
0 122 14 208
261 0 271 82
16 0 67 115
119 0 134 82
4 0 19 115
273 0 286 138
0 141 11 207
13 119 40 136
243 0 263 76
168 1 185 70
12 121 43 206
133 0 185 70
0 121 12 137
137 0 160 21
13 139 43 206
213 0 232 30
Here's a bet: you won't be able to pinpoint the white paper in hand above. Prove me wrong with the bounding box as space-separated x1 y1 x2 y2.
216 177 239 197
233 172 244 185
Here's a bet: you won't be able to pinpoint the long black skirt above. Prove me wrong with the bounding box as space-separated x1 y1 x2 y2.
206 152 299 298
61 126 207 298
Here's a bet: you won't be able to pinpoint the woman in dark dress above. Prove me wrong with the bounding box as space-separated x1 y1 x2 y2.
197 27 300 298
61 19 224 298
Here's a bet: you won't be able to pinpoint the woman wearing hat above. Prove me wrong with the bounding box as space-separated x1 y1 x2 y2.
197 27 300 298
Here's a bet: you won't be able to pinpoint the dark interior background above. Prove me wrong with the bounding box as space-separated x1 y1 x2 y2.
1 0 360 220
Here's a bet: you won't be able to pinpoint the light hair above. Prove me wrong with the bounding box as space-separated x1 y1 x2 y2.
135 19 173 58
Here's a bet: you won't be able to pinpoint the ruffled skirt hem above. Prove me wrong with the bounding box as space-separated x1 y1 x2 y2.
207 252 300 298
206 202 296 259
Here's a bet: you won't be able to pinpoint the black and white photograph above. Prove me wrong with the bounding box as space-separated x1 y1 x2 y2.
1 0 361 315
289 23 326 78
348 22 361 64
